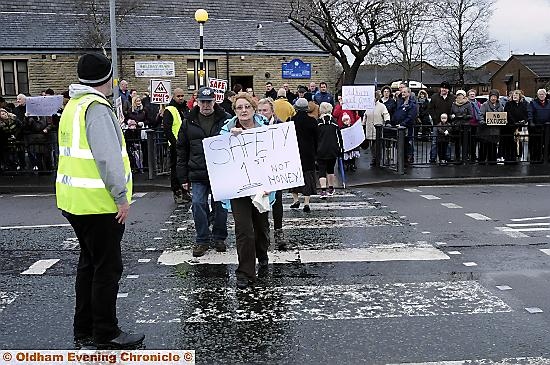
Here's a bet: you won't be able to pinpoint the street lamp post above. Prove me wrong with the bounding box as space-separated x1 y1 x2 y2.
194 9 209 88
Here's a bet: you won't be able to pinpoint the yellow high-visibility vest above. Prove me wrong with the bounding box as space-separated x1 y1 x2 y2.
165 105 183 146
56 93 132 215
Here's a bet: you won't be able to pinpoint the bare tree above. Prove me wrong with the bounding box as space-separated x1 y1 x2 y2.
82 0 139 54
289 0 400 85
430 0 500 87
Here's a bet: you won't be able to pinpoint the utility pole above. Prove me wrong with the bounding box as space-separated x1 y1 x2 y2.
110 0 119 101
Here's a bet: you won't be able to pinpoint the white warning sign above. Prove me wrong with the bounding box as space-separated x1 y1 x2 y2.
150 79 172 104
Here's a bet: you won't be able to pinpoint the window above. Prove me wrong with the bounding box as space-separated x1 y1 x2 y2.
1 60 29 96
186 59 217 90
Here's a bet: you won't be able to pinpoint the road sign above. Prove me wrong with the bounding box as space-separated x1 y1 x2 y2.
135 61 175 77
150 79 171 105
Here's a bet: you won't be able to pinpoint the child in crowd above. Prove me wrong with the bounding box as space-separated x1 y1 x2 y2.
436 113 451 165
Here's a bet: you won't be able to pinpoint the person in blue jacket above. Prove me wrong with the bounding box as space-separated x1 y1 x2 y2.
391 87 417 164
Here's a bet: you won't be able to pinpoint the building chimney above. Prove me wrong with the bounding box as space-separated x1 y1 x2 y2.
256 23 264 47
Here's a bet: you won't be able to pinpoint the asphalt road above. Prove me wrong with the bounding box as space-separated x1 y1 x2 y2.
1 185 550 364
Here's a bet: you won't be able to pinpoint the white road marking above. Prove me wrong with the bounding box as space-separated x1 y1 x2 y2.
389 357 550 365
447 251 461 255
495 227 529 238
164 221 173 224
62 241 79 250
435 242 447 246
278 216 402 229
153 237 163 240
135 281 512 324
126 275 139 279
160 228 168 231
496 285 512 291
0 224 70 230
145 247 156 251
404 188 422 192
410 222 418 225
132 192 148 198
463 262 478 267
13 194 56 197
21 259 60 275
422 231 431 234
525 307 543 314
510 216 550 222
502 227 550 232
177 227 186 232
0 292 18 313
420 195 441 200
138 259 151 263
284 202 375 211
283 192 357 198
507 223 550 227
536 184 550 187
117 293 128 298
158 243 449 266
170 215 177 218
441 203 463 209
465 213 492 221
539 249 550 256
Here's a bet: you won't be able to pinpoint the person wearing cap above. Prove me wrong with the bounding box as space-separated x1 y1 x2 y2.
478 89 504 163
450 89 473 163
176 86 231 257
428 81 455 163
293 86 307 105
380 85 397 119
163 87 190 204
289 97 318 212
273 88 296 123
56 53 144 349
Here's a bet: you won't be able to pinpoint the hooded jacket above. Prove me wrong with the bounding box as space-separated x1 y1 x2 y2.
317 114 343 159
176 104 231 183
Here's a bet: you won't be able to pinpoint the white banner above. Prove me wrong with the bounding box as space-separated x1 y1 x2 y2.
208 78 228 104
203 122 304 201
135 61 175 77
341 121 365 152
115 96 124 124
341 85 375 111
150 79 172 104
25 95 63 116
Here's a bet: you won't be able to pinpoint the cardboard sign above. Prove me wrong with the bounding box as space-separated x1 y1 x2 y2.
150 79 171 104
341 120 365 152
115 97 124 124
485 112 507 126
135 61 175 77
203 121 304 201
25 95 63 116
208 78 228 104
341 85 375 111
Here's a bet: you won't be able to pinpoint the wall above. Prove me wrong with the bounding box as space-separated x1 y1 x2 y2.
491 58 539 97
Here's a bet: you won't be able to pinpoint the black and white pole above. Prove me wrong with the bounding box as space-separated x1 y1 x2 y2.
195 9 208 88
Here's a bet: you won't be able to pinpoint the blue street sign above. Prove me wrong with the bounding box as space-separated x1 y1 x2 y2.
282 59 312 79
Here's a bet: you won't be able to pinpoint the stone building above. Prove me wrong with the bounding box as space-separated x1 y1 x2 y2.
490 54 550 97
0 0 335 101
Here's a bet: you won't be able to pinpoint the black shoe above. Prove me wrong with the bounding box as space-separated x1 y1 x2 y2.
181 189 192 202
173 191 184 204
213 240 226 252
96 330 145 350
192 244 209 257
257 259 269 277
290 201 300 209
303 205 311 213
74 336 95 350
236 277 252 289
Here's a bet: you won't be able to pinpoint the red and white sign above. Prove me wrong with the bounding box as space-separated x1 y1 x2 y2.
208 78 228 103
150 79 172 104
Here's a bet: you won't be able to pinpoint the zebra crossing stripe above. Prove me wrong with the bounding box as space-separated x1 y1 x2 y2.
135 280 511 324
510 216 550 222
132 192 148 198
157 244 449 266
21 259 60 275
495 227 529 238
441 203 462 209
465 213 492 221
0 224 71 230
283 202 376 211
388 358 550 365
420 195 441 200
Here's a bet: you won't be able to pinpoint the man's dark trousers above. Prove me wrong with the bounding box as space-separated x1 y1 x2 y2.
64 211 124 342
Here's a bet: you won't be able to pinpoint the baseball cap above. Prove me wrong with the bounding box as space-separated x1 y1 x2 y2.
197 87 215 101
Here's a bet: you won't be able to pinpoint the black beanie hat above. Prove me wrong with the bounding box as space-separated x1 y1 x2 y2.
77 53 113 87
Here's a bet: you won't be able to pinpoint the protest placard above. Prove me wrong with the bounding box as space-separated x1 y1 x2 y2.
208 78 228 103
203 121 304 201
25 95 63 116
341 120 366 152
150 79 171 104
115 97 124 124
135 61 175 77
485 112 507 126
341 85 375 111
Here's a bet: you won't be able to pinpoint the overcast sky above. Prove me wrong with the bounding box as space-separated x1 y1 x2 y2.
489 0 550 61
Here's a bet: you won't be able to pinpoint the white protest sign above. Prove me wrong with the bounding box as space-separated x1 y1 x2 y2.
25 95 63 116
203 121 304 201
115 97 124 124
135 61 175 77
341 121 365 152
150 79 171 104
208 78 228 103
342 85 375 111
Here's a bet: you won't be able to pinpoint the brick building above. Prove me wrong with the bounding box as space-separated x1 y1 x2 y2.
490 55 550 97
0 0 335 101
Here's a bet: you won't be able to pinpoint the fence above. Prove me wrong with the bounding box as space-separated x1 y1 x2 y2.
0 128 171 179
376 123 550 174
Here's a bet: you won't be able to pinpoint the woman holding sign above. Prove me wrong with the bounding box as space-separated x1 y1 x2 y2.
220 93 275 289
478 90 504 164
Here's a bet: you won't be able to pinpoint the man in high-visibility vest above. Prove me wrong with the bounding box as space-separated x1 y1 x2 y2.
163 87 190 204
56 53 144 350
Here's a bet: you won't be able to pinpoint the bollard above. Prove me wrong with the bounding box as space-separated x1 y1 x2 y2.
397 126 406 175
375 124 383 167
462 124 470 163
146 130 157 180
544 123 550 165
